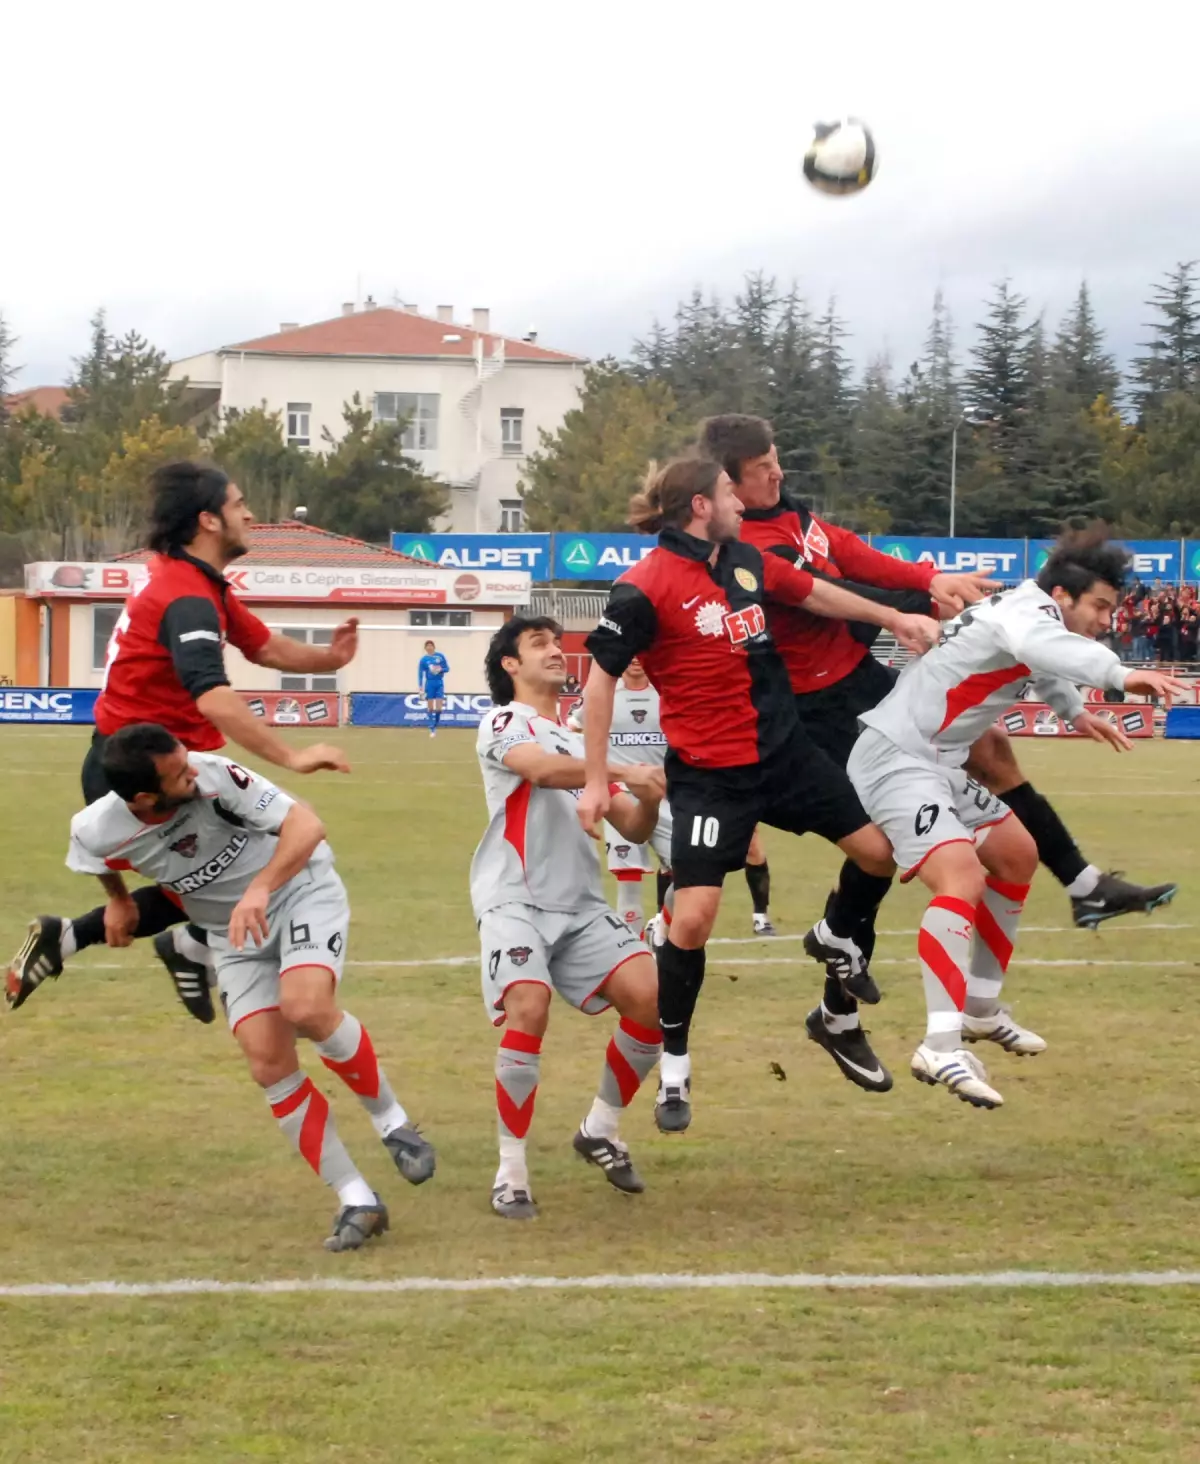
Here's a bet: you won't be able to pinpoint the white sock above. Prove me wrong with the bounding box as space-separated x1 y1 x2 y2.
173 925 213 968
59 920 78 959
1066 866 1102 898
495 1135 529 1191
820 1002 860 1034
581 1096 621 1141
660 1050 691 1088
336 1175 378 1209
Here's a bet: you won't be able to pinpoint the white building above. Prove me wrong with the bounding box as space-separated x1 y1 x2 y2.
169 303 586 533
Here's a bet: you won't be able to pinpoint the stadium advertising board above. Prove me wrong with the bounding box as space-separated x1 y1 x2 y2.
868 538 1026 580
1029 539 1183 582
25 562 531 606
998 702 1153 738
552 534 658 581
349 693 580 728
240 691 339 727
390 533 552 580
0 688 99 723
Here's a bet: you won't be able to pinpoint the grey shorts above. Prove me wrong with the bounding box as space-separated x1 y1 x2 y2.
848 728 1012 882
209 870 351 1032
478 902 646 1026
603 802 673 874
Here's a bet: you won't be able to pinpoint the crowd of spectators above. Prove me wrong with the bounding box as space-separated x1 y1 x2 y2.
1109 582 1200 663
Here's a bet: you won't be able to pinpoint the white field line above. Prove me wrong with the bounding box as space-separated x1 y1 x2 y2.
1 1270 1198 1300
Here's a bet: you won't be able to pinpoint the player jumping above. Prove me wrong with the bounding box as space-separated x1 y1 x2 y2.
67 723 435 1249
473 616 666 1219
418 640 450 736
580 454 940 1130
703 413 1179 1086
847 529 1184 1108
7 462 356 1021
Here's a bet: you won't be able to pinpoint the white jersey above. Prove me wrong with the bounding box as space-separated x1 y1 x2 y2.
471 701 609 918
67 754 334 933
571 684 667 768
859 579 1128 766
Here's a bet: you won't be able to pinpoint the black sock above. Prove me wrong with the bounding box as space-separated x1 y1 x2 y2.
656 871 673 912
998 781 1086 887
656 939 706 1057
826 861 893 956
823 971 857 1016
744 860 771 915
69 886 185 953
185 922 208 947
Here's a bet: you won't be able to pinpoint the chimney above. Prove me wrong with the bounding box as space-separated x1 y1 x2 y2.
341 302 355 316
364 295 378 311
436 304 454 323
522 328 538 345
279 322 300 333
472 307 490 332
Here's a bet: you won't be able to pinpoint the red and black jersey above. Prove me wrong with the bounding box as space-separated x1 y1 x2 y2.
95 551 271 750
585 526 816 768
739 493 937 695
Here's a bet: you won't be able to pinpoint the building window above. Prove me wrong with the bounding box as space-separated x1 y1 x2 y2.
499 499 524 532
409 610 471 627
374 392 439 450
92 605 121 671
286 403 311 447
500 407 524 455
277 626 338 692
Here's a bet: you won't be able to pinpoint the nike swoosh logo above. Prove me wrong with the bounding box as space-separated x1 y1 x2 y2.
834 1051 886 1082
682 596 701 609
1078 898 1107 908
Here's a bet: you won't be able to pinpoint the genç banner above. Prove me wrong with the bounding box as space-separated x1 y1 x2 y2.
239 691 339 727
25 562 531 606
998 703 1153 738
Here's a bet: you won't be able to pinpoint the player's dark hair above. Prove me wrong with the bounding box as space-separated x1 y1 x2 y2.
424 640 435 650
101 723 181 801
1036 526 1130 600
697 414 774 483
485 616 563 705
628 454 724 534
146 462 231 554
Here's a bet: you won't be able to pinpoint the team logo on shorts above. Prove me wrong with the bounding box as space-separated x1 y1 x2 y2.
914 803 940 837
169 833 199 858
506 946 532 967
734 567 758 592
615 845 631 858
327 932 344 957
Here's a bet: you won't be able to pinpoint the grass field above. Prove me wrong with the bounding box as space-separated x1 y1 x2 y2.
1 725 1199 1462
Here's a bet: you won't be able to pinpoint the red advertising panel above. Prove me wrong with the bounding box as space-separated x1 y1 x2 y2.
238 691 340 727
997 703 1153 738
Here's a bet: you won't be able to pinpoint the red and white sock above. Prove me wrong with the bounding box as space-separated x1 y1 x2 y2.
614 870 645 938
584 1016 662 1139
266 1070 374 1208
495 1029 541 1189
317 1012 409 1138
917 896 975 1053
968 877 1030 1016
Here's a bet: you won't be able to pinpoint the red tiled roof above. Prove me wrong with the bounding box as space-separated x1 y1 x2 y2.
115 521 430 567
225 307 583 364
4 386 70 419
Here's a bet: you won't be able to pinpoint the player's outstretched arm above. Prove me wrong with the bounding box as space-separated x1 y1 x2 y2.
252 619 359 673
606 783 662 846
578 665 618 834
196 686 350 774
227 803 326 951
790 574 939 654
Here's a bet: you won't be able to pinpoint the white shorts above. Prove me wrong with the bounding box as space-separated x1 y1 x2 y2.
603 801 673 874
848 728 1011 882
478 902 646 1026
208 870 350 1032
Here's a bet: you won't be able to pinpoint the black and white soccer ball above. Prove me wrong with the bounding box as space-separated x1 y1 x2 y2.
802 119 878 196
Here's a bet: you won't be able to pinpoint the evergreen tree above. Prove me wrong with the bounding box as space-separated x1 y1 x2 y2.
765 286 822 503
1051 281 1118 404
314 394 446 541
0 310 17 426
959 280 1035 534
208 405 317 524
1131 261 1200 420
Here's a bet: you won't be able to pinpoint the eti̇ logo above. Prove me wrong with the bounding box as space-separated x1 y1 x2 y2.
561 538 596 573
401 538 436 561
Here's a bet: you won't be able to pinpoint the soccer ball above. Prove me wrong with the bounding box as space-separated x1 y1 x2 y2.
802 119 878 196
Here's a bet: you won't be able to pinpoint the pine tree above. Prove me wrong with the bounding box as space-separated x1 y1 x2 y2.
766 286 822 504
0 309 17 426
960 280 1035 533
1132 261 1200 420
1051 281 1118 404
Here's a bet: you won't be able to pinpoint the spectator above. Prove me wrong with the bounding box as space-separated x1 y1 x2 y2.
1180 605 1199 663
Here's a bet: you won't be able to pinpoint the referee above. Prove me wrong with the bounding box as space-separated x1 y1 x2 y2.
7 461 357 1020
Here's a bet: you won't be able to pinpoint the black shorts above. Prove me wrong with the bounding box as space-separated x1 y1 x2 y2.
81 730 112 805
667 741 871 889
792 655 900 768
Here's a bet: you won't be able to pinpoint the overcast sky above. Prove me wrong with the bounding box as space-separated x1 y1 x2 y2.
5 0 1198 389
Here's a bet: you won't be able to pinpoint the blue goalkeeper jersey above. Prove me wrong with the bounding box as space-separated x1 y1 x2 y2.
419 652 449 695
